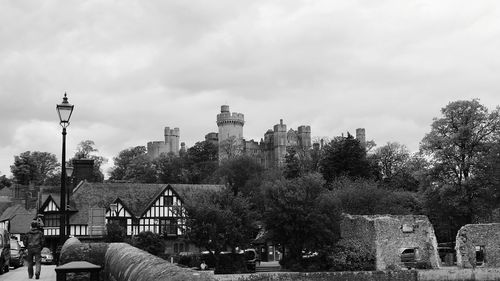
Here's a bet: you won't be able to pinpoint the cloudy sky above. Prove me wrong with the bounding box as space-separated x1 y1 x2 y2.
2 0 500 178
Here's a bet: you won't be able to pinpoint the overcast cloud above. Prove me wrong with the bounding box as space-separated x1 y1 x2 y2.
2 0 500 177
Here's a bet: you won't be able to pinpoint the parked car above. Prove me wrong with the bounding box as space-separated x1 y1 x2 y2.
0 228 10 274
9 239 25 268
40 247 54 265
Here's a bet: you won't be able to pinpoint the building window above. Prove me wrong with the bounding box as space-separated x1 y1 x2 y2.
476 246 485 266
164 196 174 206
44 214 60 227
160 219 177 236
174 242 189 254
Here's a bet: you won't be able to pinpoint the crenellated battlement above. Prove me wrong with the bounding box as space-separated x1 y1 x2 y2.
217 112 245 125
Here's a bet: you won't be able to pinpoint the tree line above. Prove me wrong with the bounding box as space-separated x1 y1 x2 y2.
3 99 500 270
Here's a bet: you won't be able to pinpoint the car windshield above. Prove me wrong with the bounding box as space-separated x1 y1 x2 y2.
10 241 19 249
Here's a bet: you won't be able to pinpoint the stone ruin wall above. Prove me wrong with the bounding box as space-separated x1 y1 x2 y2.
373 215 440 270
456 223 500 268
341 214 440 270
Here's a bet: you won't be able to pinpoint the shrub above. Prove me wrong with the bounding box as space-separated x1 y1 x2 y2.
330 238 376 271
214 253 250 274
105 223 126 242
130 231 165 256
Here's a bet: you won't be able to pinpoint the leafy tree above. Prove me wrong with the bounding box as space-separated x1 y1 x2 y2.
420 99 500 225
155 153 189 184
183 187 258 257
105 222 126 242
71 140 108 182
124 154 157 183
109 146 148 181
219 136 244 161
263 173 341 268
284 146 312 179
10 151 59 185
186 140 218 183
331 177 422 215
0 174 12 189
373 142 410 179
319 134 372 183
215 155 263 196
420 99 500 186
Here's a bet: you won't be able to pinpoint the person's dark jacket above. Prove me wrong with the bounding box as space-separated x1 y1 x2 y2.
26 228 44 251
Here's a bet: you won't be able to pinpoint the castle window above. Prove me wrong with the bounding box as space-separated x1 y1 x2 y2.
476 246 485 266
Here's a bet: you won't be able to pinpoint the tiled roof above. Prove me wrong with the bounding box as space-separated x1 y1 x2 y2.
0 204 36 234
68 182 224 225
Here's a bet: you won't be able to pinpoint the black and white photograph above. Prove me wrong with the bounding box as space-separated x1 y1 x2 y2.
1 1 500 280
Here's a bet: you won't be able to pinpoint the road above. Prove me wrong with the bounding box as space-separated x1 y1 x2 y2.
0 264 56 281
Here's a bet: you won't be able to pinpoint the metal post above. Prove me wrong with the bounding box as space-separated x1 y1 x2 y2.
60 127 67 243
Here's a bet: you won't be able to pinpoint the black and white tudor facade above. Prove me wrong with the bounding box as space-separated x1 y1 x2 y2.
39 181 223 254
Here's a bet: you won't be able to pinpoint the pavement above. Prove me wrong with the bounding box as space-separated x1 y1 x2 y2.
0 264 56 281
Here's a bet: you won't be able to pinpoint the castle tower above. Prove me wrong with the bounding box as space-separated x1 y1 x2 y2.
273 119 287 167
356 128 366 147
164 127 180 156
297 125 312 149
216 105 245 162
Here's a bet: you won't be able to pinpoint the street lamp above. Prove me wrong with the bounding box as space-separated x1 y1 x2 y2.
56 93 74 243
65 166 74 237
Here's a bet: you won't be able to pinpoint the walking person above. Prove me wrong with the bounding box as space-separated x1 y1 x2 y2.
25 220 45 279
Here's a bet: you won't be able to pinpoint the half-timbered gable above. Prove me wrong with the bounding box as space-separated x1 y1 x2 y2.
40 194 61 236
140 186 185 236
106 199 134 235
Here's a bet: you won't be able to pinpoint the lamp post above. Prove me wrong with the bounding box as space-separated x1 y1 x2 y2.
56 93 74 243
65 166 74 237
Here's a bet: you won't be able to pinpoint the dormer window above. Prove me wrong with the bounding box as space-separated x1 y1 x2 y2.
402 224 414 233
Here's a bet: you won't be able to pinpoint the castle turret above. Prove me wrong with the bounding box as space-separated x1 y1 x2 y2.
356 128 366 147
217 105 245 162
273 119 287 167
164 127 180 156
297 125 311 149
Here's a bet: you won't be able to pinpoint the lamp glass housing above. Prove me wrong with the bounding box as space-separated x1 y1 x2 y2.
56 93 74 128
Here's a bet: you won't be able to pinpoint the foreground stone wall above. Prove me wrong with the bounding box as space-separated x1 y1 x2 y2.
456 223 500 268
234 271 417 281
105 243 216 281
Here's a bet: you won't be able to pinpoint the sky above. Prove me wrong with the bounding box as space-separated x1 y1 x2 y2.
2 0 500 178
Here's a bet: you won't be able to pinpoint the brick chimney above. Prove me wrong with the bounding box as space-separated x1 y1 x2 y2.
72 159 95 188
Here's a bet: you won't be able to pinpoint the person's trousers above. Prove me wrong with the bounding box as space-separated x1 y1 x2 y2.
27 248 42 278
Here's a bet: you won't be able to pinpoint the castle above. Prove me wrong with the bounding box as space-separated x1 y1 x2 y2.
146 127 183 158
214 105 312 168
147 105 366 169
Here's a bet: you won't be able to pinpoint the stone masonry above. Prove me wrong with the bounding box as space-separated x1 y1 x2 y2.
341 214 440 270
456 223 500 268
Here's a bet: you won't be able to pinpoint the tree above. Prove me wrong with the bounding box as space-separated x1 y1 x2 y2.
186 140 219 183
371 142 421 191
155 153 189 184
183 187 258 258
215 155 263 196
109 146 148 181
0 174 12 189
123 154 157 183
71 140 108 182
420 99 500 186
319 134 372 183
330 177 422 216
263 173 341 268
10 151 59 185
218 136 244 161
284 146 312 179
420 99 500 225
